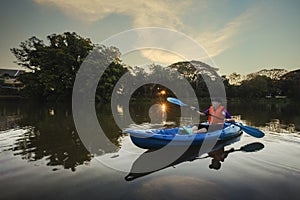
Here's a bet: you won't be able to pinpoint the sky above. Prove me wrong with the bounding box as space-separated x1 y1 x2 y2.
0 0 299 75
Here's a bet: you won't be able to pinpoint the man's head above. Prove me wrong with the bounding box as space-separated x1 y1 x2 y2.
212 98 222 108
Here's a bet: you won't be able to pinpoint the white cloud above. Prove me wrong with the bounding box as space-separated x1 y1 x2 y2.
34 0 190 28
34 0 259 63
34 0 193 64
196 4 260 58
140 49 184 64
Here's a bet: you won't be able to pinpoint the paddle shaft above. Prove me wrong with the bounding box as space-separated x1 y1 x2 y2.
167 97 265 138
196 107 264 138
193 107 225 121
198 108 252 131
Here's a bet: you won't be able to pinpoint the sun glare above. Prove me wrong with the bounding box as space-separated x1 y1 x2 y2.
161 103 166 112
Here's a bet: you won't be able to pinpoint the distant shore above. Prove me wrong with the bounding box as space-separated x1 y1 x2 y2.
0 95 22 100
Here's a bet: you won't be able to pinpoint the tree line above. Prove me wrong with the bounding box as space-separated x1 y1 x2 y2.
7 32 300 102
10 32 127 102
223 70 300 99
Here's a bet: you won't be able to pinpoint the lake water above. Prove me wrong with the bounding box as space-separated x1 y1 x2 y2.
0 99 299 200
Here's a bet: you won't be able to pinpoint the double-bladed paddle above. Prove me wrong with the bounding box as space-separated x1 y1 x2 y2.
196 142 265 159
167 97 265 138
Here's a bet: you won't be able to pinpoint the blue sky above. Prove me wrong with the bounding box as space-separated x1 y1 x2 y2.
0 0 299 75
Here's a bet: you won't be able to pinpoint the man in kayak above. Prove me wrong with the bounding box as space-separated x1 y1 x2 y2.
191 97 234 134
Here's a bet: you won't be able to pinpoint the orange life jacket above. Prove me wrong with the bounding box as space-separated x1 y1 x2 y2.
208 106 225 124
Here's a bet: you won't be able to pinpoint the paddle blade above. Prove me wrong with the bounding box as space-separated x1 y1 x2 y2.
239 142 264 152
167 97 187 107
241 125 265 138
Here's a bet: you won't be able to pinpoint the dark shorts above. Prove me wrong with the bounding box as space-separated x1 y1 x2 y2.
197 124 223 131
198 124 209 130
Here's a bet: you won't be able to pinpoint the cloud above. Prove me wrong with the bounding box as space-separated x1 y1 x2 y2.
34 0 259 63
138 33 213 65
138 6 258 64
140 49 184 64
33 0 194 64
34 0 190 28
196 4 260 58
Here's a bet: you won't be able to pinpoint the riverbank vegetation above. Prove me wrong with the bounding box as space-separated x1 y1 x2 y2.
4 32 299 102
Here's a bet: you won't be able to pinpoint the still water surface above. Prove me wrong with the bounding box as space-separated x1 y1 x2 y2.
0 100 299 199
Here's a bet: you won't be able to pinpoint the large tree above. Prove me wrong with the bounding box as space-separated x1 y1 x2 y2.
239 75 273 98
280 69 300 99
11 32 128 102
169 61 222 98
11 32 94 100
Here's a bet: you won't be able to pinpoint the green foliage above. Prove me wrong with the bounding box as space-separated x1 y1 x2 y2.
222 70 300 100
9 32 300 101
238 76 272 98
96 61 128 102
279 70 300 99
17 72 44 98
11 32 94 100
169 61 219 98
167 62 300 100
11 32 128 102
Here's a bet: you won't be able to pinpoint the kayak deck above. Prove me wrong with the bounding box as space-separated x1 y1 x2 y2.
124 122 243 149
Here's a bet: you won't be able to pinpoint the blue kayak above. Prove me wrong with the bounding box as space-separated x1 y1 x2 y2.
124 122 243 149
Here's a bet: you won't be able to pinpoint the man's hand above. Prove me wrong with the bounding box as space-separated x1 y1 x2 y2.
225 119 235 123
190 106 206 116
190 106 196 110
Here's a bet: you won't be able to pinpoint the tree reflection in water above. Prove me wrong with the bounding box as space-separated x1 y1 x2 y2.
0 99 298 172
0 102 121 172
265 119 297 133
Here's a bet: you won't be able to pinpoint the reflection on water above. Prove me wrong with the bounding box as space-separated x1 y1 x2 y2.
207 141 264 170
0 115 22 131
228 100 300 130
180 117 193 126
116 104 123 115
1 100 300 199
0 101 121 172
229 116 298 134
0 104 22 131
148 103 167 124
125 135 264 181
0 100 299 172
0 124 92 172
265 119 297 133
1 127 92 171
